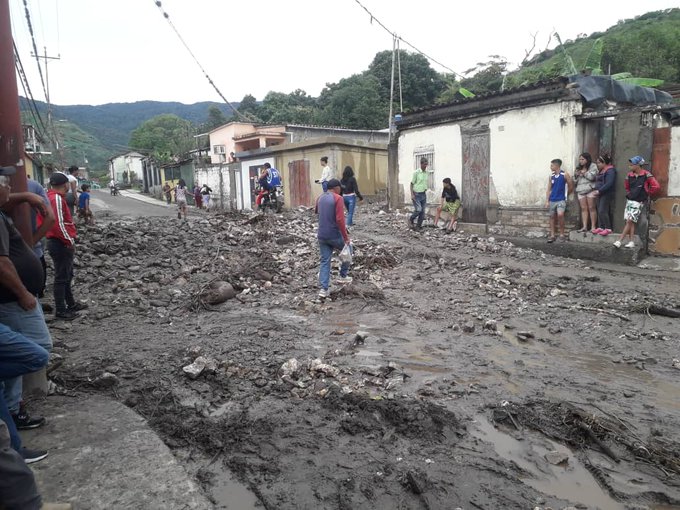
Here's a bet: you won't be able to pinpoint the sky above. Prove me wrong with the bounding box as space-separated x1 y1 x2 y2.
9 0 679 107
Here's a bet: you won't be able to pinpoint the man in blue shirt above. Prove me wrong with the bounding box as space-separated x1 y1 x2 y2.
545 159 573 243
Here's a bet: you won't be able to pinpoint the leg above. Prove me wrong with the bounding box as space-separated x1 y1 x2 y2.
416 193 427 227
322 181 328 192
587 194 598 230
409 198 420 224
318 241 333 290
343 195 350 212
578 195 588 230
61 249 75 309
0 392 22 451
48 239 68 314
557 211 566 237
433 206 442 227
329 237 350 278
39 255 47 299
602 195 613 231
346 196 356 226
628 220 636 241
549 211 556 238
0 418 42 510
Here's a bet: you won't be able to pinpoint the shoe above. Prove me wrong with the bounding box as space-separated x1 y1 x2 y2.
599 229 612 236
318 288 330 299
54 310 78 321
407 217 414 228
68 302 89 312
547 236 556 243
20 447 48 464
336 276 353 285
41 302 54 313
577 228 587 233
591 228 602 234
13 411 46 430
177 212 181 219
625 241 636 248
613 240 622 248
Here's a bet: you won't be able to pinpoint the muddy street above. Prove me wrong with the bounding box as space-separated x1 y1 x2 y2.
47 202 680 510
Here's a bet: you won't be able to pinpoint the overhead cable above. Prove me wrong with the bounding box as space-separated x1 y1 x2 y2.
14 39 49 140
352 0 464 79
21 0 49 100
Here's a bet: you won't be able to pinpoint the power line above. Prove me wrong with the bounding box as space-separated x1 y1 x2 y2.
351 0 464 79
151 1 253 122
21 0 49 101
14 39 49 139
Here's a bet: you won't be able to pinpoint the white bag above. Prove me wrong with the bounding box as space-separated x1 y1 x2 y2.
339 243 353 264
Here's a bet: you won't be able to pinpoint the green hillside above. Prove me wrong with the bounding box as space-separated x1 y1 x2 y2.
505 8 680 88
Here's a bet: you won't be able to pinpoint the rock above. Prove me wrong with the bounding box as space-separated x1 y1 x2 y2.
550 288 567 297
545 451 569 465
405 470 428 495
92 372 119 388
310 358 340 378
182 356 216 379
463 322 475 333
279 358 300 378
276 235 296 245
202 281 236 305
354 331 369 345
672 358 680 370
516 331 535 341
483 320 497 331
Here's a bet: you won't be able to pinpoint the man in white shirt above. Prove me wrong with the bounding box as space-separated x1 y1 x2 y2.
318 156 333 192
59 166 79 215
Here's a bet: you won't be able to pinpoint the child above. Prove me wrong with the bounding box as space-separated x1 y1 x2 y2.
545 158 573 243
77 184 94 225
45 173 87 320
433 178 461 232
613 156 660 249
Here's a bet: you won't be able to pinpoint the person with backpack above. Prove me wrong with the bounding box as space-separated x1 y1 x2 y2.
613 156 660 249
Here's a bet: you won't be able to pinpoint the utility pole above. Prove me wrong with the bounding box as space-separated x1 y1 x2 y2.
31 46 62 167
0 0 31 241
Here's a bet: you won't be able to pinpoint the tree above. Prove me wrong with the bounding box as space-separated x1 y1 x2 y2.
460 57 508 95
129 114 195 164
237 94 261 121
366 50 447 111
204 105 228 131
316 74 387 129
258 89 318 124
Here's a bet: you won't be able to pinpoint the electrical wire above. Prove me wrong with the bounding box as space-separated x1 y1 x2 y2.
14 39 50 144
21 0 49 101
352 0 464 79
152 1 253 122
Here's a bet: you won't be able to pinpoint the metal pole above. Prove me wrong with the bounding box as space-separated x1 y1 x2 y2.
388 34 396 140
0 0 31 241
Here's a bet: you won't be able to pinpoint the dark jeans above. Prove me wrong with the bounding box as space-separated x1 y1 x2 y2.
47 238 75 313
0 417 42 510
597 193 613 230
39 255 47 298
410 192 427 227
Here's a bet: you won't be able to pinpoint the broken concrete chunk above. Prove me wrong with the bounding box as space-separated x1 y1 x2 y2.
463 322 475 333
672 358 680 370
279 358 300 378
183 356 218 379
354 331 369 345
202 281 236 305
483 320 497 331
544 451 569 465
310 358 340 378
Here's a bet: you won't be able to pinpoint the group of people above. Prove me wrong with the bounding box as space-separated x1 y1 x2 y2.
162 180 212 220
409 157 461 232
547 153 660 247
1 166 87 509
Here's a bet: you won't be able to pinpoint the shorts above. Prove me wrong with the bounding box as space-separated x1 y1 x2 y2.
442 199 461 216
585 190 599 199
549 200 567 216
177 199 187 209
624 200 643 223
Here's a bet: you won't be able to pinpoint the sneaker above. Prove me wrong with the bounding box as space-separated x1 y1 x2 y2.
547 236 556 243
625 241 636 248
12 411 46 430
613 240 622 248
599 229 612 236
54 310 78 321
336 276 353 285
318 288 330 299
68 302 89 312
407 217 414 228
20 447 48 464
591 228 602 234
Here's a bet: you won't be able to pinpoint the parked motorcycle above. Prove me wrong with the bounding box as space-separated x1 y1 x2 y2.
258 186 284 213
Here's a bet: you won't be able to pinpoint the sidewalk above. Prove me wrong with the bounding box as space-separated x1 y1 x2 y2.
119 189 172 208
24 395 211 510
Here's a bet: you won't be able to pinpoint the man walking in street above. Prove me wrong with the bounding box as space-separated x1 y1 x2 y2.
315 178 351 299
0 166 54 431
409 157 429 229
45 173 87 320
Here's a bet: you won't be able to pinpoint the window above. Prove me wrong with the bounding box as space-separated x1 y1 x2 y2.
213 145 226 155
413 146 435 190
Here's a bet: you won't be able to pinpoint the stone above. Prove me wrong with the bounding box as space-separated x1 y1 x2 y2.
202 281 236 305
92 372 119 388
279 358 300 378
183 357 208 379
672 359 680 370
516 331 535 341
483 320 497 331
463 322 475 333
354 331 369 344
310 358 340 378
545 451 568 465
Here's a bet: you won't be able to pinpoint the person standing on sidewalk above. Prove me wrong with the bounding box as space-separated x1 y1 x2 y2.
409 157 429 229
315 179 351 299
591 155 617 236
613 156 660 249
0 167 54 432
45 173 87 320
545 159 573 243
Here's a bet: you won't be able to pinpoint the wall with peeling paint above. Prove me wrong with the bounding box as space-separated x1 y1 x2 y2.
397 125 463 205
489 101 582 207
668 126 680 197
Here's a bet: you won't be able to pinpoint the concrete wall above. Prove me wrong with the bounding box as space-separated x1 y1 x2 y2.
194 164 235 210
237 157 275 210
669 126 680 197
287 126 388 145
397 124 463 205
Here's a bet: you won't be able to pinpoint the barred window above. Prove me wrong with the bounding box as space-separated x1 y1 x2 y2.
413 146 435 190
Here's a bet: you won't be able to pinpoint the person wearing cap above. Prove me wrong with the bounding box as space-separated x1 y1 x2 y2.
315 178 351 299
45 172 87 320
409 158 429 229
613 156 660 249
0 166 54 435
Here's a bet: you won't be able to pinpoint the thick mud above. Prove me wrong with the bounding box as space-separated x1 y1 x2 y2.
49 207 680 509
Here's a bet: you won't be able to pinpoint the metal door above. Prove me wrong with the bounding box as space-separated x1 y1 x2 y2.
288 159 312 207
461 130 490 224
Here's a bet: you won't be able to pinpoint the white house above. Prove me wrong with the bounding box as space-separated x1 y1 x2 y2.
109 151 145 184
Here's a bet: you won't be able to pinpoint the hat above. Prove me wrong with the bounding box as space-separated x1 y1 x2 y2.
49 172 69 186
326 178 341 189
629 156 645 165
0 166 16 176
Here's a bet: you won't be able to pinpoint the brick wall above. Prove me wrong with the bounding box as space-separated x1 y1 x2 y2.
488 203 580 237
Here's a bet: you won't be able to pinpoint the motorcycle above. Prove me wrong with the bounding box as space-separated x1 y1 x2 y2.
110 185 119 196
258 186 284 213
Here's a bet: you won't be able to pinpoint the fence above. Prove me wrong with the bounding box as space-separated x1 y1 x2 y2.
194 163 242 211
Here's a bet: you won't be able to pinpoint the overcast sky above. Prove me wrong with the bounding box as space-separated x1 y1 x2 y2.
9 0 678 107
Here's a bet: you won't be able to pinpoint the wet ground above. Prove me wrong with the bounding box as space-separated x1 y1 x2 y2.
47 196 680 509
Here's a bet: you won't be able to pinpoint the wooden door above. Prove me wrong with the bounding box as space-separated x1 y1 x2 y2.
288 159 311 207
462 130 490 224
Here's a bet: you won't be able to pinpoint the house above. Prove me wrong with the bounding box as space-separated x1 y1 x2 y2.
393 76 680 255
24 153 45 185
109 151 145 184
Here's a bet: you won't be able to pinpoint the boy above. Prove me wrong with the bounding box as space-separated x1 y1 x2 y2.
433 178 461 232
545 159 573 243
45 173 87 320
613 156 660 249
77 184 94 225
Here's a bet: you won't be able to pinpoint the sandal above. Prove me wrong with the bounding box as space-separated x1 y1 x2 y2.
452 221 458 232
577 228 587 233
547 236 556 243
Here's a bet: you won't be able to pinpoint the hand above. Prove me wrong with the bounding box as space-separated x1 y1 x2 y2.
18 292 37 311
545 201 550 208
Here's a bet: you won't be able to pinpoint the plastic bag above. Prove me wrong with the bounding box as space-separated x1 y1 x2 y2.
339 243 353 264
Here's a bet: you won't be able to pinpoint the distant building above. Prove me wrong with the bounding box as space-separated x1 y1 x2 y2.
109 151 145 184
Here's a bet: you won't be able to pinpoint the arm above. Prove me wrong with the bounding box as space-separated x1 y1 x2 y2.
599 169 616 194
585 163 598 181
334 195 349 243
546 176 552 204
353 178 363 201
0 257 36 310
2 192 49 217
53 195 75 247
33 206 55 246
646 175 661 197
624 176 631 196
565 172 574 195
